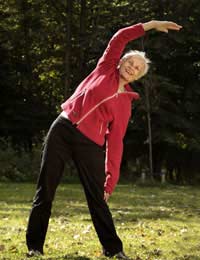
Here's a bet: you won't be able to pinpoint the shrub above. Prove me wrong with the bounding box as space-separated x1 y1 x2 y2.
0 139 41 182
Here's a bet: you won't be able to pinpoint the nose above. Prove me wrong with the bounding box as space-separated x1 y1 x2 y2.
129 64 137 74
129 62 137 71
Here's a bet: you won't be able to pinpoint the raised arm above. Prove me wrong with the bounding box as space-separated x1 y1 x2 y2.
97 23 145 68
97 21 182 70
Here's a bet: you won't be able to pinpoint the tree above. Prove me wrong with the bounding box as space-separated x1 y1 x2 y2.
1 0 200 183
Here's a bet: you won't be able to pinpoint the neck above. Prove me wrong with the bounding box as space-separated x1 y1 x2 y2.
119 76 129 91
119 77 128 87
118 79 125 93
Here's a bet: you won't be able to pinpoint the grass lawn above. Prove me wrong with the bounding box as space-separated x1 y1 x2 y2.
0 182 200 260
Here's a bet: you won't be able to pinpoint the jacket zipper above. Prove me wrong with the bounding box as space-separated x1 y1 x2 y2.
99 122 103 134
76 91 131 128
76 92 118 125
69 89 86 102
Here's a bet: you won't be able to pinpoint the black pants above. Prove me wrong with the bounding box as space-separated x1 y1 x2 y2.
26 115 123 256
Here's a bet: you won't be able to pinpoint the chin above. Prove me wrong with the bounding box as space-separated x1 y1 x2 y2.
125 73 135 82
121 73 130 82
119 72 133 83
125 76 134 83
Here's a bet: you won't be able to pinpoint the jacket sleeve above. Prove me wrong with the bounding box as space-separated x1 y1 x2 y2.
97 23 145 69
104 117 127 195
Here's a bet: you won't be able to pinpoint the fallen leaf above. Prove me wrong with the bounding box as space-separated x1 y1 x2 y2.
73 234 80 240
0 245 5 251
82 224 92 234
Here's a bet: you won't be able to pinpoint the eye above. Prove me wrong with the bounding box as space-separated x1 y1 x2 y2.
128 60 134 66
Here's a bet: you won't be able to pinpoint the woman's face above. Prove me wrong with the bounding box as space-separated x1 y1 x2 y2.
118 55 145 83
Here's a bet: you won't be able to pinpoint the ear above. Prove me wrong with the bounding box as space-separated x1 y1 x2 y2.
117 59 123 69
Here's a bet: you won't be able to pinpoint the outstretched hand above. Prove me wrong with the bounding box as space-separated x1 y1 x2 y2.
143 20 182 33
154 21 182 33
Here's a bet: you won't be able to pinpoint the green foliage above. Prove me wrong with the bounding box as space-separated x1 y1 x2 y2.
0 139 41 181
0 138 79 182
1 0 200 182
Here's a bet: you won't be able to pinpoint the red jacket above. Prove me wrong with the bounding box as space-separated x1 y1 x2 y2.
61 23 145 194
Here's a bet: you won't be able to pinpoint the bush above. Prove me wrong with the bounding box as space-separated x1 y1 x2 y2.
0 138 79 182
0 139 41 182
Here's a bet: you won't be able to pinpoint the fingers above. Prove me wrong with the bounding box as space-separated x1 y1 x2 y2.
163 22 182 33
167 22 182 31
156 21 182 33
104 191 110 202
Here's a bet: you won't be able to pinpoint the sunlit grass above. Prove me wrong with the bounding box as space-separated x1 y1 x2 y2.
0 183 200 259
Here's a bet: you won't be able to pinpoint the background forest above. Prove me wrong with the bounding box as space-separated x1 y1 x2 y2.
0 0 200 183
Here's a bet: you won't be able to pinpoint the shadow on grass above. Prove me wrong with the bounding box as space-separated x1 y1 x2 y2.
22 254 93 260
46 255 92 260
1 183 200 224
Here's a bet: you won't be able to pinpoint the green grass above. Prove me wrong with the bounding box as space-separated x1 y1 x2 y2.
0 182 200 260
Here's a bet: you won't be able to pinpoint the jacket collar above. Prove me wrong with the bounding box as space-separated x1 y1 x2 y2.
124 84 140 100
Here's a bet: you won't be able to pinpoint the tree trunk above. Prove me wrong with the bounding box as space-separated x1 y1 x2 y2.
145 82 153 179
20 0 33 92
79 0 87 81
141 37 154 180
64 0 73 99
19 0 34 151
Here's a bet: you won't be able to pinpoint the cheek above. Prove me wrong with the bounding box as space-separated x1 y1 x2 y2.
136 70 140 76
119 64 125 74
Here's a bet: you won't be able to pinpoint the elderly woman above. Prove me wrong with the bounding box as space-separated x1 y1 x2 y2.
26 20 182 259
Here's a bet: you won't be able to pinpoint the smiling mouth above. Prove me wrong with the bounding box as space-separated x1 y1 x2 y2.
125 68 134 76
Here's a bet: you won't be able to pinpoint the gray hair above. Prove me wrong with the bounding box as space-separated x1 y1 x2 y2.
121 50 151 79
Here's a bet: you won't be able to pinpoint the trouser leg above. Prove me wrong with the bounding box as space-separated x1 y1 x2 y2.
73 139 123 256
26 117 72 253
